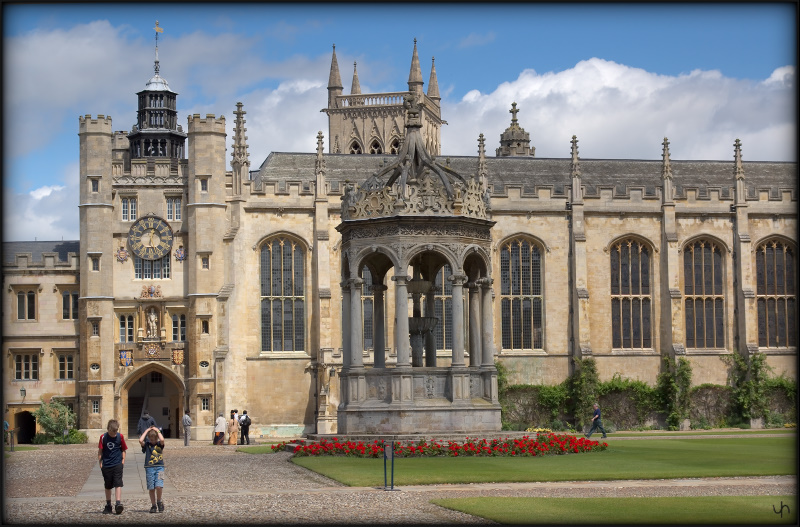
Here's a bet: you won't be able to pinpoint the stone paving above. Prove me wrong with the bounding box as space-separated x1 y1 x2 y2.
2 434 796 524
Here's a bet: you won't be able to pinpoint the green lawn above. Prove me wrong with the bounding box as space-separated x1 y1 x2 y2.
609 428 795 437
237 444 283 454
431 496 798 524
291 437 796 486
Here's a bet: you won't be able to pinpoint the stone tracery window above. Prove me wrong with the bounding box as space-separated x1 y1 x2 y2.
683 239 724 349
368 140 382 154
260 237 305 352
500 239 544 350
348 141 362 154
610 238 652 349
389 138 400 155
755 239 796 348
431 264 455 352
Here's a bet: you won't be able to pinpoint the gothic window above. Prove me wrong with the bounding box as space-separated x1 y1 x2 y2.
200 179 208 192
389 138 400 155
121 197 137 221
683 239 725 349
91 257 100 271
610 239 652 349
260 237 305 352
201 398 210 411
91 179 99 193
172 314 186 342
92 400 99 413
15 353 38 380
119 314 134 343
17 290 36 320
755 239 796 348
369 140 382 154
430 264 455 351
500 238 544 350
91 321 100 336
348 141 363 154
62 291 79 320
58 354 74 380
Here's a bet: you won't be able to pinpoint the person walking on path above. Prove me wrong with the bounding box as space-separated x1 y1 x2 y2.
98 419 128 515
139 425 166 513
586 403 608 439
137 410 157 436
214 413 226 445
181 410 192 446
239 410 251 445
227 410 240 445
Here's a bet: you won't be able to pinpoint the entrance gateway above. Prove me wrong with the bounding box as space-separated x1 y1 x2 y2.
336 93 501 434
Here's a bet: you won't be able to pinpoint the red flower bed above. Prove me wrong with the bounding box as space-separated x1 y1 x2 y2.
270 432 608 458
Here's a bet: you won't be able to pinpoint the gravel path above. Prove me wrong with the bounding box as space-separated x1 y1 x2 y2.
2 439 795 524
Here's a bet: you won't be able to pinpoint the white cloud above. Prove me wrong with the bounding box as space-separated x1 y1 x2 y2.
3 164 79 242
440 58 796 161
458 31 495 49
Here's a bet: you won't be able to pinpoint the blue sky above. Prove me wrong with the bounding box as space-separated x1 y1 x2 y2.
2 3 796 241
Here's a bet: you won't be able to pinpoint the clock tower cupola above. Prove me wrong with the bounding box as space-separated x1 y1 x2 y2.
127 21 187 160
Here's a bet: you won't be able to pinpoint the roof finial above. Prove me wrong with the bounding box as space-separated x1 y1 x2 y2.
351 61 361 95
510 102 519 125
661 137 673 181
734 139 745 180
570 135 581 177
408 38 423 90
427 56 440 100
153 20 163 76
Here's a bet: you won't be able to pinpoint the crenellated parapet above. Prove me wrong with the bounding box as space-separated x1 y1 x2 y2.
79 114 113 134
187 113 226 134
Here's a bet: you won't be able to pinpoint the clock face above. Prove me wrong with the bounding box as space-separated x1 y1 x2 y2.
128 216 174 260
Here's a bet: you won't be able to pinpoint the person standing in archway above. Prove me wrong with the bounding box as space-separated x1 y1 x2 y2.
137 410 157 436
214 413 226 445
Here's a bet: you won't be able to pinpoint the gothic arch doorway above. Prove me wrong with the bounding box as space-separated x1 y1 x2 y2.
120 365 184 440
15 411 36 444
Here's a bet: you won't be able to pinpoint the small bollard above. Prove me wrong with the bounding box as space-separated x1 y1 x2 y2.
383 440 399 491
9 430 15 452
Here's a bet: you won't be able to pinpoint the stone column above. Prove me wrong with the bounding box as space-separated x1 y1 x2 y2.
480 278 495 366
449 274 467 366
424 289 437 366
392 275 411 367
349 278 363 368
468 283 482 367
340 281 351 368
371 284 387 368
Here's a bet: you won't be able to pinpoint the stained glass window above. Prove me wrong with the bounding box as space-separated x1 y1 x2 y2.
611 239 652 349
756 240 796 348
500 239 544 350
683 239 724 349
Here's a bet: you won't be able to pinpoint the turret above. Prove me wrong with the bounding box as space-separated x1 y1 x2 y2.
496 102 533 157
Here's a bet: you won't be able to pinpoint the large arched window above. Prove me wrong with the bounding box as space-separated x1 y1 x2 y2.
610 238 652 349
683 239 724 349
500 238 544 350
361 266 375 350
260 237 305 352
756 239 796 348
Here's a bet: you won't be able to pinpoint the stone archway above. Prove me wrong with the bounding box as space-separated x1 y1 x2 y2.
119 364 185 440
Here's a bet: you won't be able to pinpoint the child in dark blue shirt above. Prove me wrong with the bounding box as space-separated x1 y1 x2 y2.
98 419 128 514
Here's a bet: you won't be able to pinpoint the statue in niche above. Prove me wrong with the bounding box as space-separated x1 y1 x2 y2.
147 308 159 338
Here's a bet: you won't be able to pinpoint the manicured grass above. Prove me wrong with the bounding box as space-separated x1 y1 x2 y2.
431 496 798 524
237 444 283 454
609 429 796 437
291 437 796 486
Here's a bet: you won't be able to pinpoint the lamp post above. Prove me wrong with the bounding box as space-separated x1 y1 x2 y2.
19 386 26 399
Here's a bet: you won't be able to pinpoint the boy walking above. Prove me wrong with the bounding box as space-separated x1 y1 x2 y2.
139 425 166 513
98 419 128 514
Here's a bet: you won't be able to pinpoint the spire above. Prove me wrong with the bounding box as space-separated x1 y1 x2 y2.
350 61 361 95
477 133 488 194
231 102 250 196
328 44 343 89
570 135 581 177
153 20 163 76
315 131 327 199
734 138 745 180
427 57 440 100
661 137 673 181
661 137 674 205
408 39 424 96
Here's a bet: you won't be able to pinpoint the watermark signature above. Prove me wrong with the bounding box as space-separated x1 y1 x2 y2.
772 500 791 518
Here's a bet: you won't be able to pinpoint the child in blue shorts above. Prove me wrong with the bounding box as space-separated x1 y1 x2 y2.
138 425 166 513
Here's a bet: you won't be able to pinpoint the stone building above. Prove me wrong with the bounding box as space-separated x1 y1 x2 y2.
3 41 796 442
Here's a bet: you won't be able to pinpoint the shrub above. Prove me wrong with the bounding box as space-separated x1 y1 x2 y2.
32 433 51 444
32 398 76 443
501 385 569 431
67 428 88 444
597 373 659 430
657 356 692 430
568 358 600 429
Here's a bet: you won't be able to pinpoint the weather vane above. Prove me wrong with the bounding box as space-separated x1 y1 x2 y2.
153 21 163 75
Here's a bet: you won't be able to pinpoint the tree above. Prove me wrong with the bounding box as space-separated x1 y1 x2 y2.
32 398 76 443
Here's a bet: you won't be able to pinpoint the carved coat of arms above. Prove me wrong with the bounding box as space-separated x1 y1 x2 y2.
171 349 184 365
174 246 186 262
115 247 129 263
119 350 132 367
